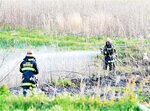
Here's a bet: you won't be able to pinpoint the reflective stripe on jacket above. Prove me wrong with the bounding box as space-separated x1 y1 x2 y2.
21 67 36 72
22 82 36 87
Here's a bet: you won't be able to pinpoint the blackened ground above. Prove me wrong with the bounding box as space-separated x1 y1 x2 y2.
9 70 150 102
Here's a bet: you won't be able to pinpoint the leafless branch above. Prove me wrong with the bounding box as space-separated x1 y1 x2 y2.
0 61 20 83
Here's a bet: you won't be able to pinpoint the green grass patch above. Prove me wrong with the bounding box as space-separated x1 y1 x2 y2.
0 85 142 111
0 27 150 60
0 81 146 111
0 94 141 111
1 28 149 50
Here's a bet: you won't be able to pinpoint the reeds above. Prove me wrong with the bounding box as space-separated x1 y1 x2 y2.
0 0 150 37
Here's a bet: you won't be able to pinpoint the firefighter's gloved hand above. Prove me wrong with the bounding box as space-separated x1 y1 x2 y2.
115 54 118 58
30 77 37 84
112 54 116 59
104 51 107 55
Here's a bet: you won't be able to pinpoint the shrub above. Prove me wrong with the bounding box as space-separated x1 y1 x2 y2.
0 85 10 96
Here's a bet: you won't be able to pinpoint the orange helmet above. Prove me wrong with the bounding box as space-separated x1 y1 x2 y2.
26 51 34 57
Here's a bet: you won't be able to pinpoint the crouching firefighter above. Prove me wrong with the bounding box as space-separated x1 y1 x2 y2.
20 51 39 97
103 38 116 71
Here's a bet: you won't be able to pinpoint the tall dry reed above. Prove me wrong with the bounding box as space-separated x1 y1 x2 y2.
0 0 150 37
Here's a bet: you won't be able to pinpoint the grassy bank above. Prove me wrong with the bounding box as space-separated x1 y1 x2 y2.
1 27 150 62
0 95 141 111
0 28 150 50
0 86 141 111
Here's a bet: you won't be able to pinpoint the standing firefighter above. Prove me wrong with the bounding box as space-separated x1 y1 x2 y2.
20 51 39 96
103 38 116 71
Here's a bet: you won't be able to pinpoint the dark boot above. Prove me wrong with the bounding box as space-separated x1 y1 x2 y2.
23 89 27 97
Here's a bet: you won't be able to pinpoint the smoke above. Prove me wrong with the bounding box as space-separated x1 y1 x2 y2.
0 48 100 87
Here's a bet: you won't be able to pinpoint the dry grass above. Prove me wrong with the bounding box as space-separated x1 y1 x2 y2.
0 0 150 37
